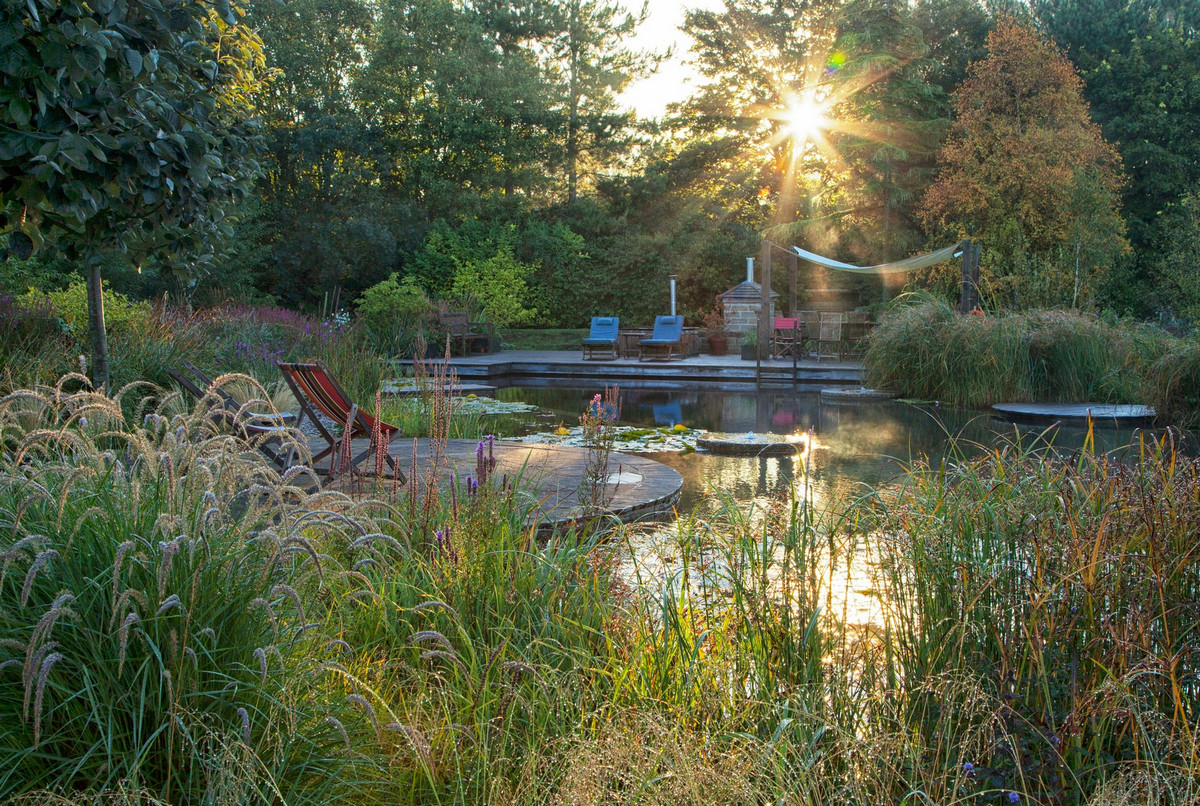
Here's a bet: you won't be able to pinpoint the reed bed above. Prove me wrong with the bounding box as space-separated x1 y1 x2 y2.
2 377 1198 804
863 297 1193 418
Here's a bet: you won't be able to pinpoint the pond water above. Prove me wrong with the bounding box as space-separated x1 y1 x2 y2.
490 379 1155 513
482 379 1172 626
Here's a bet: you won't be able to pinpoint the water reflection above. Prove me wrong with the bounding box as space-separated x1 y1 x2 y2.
493 380 1172 626
495 381 1154 512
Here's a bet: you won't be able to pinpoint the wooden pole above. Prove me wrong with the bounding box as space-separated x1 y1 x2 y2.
959 239 972 314
788 251 797 316
971 243 982 310
759 240 771 361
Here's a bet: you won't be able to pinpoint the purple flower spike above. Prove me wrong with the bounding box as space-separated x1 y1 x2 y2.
1008 793 1019 803
963 763 973 774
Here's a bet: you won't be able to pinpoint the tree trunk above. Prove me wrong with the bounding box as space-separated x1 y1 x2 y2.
86 261 110 392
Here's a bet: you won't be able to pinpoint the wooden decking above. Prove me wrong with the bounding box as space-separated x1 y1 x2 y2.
399 349 862 386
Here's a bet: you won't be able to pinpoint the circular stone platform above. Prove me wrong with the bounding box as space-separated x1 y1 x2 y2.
695 433 806 456
820 387 896 402
328 437 682 530
991 402 1156 423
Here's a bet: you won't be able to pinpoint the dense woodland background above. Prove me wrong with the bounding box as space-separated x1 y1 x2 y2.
4 0 1199 328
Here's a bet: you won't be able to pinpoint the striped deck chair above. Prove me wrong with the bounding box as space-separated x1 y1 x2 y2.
276 361 406 482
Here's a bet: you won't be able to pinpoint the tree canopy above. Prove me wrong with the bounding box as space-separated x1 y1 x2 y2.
0 0 267 386
4 0 1199 327
919 19 1128 308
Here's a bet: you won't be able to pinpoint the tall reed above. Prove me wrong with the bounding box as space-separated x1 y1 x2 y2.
863 297 1189 414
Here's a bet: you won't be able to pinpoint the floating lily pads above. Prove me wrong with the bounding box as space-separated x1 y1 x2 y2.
513 424 703 453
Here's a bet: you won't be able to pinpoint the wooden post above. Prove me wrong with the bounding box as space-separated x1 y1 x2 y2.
959 239 973 314
759 240 771 362
971 242 982 310
788 251 797 316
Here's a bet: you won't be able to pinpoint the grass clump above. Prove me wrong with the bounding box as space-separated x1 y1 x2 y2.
864 296 1190 415
3 375 1199 804
0 381 383 802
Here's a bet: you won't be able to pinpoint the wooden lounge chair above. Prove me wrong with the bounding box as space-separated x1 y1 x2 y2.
770 317 803 359
166 362 299 472
638 316 685 361
582 316 620 360
816 313 844 362
438 311 496 356
276 361 406 481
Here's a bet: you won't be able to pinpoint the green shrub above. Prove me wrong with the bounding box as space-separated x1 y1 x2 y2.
355 274 437 357
451 245 539 327
22 281 154 342
864 297 1186 411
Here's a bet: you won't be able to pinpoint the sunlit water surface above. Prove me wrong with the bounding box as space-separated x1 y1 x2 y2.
487 380 1163 625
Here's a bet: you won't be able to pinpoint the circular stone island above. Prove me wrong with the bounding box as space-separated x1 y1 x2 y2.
820 387 897 403
991 402 1156 424
695 432 807 456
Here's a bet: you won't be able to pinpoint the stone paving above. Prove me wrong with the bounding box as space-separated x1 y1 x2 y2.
320 436 683 530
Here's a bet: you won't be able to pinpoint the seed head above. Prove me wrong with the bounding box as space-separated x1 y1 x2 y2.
32 652 63 747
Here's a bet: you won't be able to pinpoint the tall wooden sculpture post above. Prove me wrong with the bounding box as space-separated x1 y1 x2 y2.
759 240 772 359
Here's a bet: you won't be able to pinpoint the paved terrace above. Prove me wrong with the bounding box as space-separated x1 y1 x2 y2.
321 437 683 532
399 349 863 386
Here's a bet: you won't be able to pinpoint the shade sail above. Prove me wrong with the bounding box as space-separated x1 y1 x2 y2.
791 242 962 274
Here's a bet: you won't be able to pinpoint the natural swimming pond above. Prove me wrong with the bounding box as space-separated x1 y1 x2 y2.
476 379 1184 627
487 379 1157 512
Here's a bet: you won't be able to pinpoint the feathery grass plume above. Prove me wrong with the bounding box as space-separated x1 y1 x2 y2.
19 549 58 607
270 584 305 625
1 375 391 801
31 651 63 747
254 647 269 684
326 716 351 751
22 640 57 719
346 694 381 743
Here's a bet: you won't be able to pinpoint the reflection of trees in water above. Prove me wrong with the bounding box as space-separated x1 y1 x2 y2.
496 384 1164 497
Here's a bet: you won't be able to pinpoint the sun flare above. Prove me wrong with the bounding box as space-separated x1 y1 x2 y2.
782 93 831 142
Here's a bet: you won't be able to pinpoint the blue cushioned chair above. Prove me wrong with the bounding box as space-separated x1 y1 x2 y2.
638 315 685 361
582 316 620 360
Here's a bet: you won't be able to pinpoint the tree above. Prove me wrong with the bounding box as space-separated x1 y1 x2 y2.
0 0 266 388
1034 0 1200 315
548 0 651 203
822 0 949 263
919 19 1128 308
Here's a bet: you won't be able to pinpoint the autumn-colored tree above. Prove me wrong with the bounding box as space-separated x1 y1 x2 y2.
919 19 1127 309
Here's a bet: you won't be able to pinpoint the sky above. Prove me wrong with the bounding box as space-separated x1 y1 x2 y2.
618 0 724 119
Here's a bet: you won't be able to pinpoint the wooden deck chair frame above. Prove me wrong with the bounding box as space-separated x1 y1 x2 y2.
770 317 803 359
276 360 406 482
816 313 844 362
166 362 297 472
